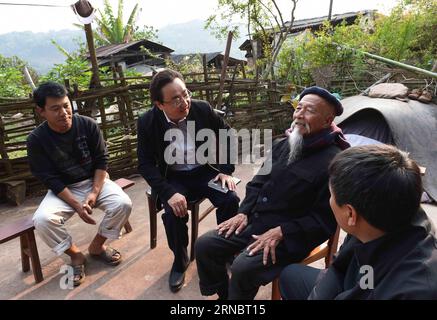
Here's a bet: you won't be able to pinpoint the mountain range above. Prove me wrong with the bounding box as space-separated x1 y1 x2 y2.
0 20 245 74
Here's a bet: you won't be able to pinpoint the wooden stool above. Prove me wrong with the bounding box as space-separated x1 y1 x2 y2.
146 188 215 262
0 216 43 284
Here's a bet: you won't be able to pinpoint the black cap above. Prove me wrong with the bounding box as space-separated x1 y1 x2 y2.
299 86 343 116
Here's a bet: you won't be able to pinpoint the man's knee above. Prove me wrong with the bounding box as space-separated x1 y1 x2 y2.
230 251 257 279
161 209 188 227
279 264 314 300
195 230 217 259
109 192 132 217
279 264 302 286
33 212 63 231
119 194 132 215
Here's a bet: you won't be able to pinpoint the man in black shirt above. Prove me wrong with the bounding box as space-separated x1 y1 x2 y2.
279 145 437 299
28 82 132 287
195 86 350 299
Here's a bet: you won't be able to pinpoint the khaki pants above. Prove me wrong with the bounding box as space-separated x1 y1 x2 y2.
33 178 132 256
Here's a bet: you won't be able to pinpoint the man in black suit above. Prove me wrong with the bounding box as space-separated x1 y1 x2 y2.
137 69 240 292
195 86 350 299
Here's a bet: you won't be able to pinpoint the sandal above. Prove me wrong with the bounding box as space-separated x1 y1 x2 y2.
90 246 122 266
72 264 86 287
418 90 432 103
408 88 422 100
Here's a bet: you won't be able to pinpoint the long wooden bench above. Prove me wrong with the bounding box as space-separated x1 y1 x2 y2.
0 178 135 284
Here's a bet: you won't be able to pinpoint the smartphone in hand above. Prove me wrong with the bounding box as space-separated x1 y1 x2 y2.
207 177 241 193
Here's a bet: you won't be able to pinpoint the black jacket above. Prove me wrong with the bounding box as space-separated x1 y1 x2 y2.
239 138 340 259
137 99 235 204
309 208 437 299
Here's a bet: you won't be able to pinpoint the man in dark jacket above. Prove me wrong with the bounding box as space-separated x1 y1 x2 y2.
195 86 350 299
28 82 132 287
137 69 240 292
280 144 437 300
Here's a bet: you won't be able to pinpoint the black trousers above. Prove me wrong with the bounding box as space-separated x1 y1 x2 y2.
279 264 321 299
162 165 240 272
195 224 298 300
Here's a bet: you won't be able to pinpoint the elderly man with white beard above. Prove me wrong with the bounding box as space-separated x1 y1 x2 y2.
195 86 350 300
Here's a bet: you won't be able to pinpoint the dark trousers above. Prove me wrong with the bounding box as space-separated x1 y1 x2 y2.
162 165 240 272
195 224 297 300
279 264 321 299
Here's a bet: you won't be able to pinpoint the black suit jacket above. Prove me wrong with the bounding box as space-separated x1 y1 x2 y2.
137 99 235 204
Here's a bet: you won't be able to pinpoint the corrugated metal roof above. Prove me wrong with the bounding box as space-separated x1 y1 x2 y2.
239 10 375 50
280 10 375 33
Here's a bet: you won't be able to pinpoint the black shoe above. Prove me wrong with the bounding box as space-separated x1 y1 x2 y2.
169 268 186 293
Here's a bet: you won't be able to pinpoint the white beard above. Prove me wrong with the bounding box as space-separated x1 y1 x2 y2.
287 121 305 164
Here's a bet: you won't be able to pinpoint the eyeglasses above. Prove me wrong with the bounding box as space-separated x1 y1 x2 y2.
162 90 192 108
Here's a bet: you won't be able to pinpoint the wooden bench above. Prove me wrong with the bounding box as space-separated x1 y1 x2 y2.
0 215 43 283
0 178 135 284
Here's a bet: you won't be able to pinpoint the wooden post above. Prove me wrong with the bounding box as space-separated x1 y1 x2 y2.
216 31 233 109
227 64 239 108
84 23 101 88
328 0 333 21
98 97 107 141
116 65 134 165
0 116 13 175
22 66 36 90
202 54 211 103
117 65 135 130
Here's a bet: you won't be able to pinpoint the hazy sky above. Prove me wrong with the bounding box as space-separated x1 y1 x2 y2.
0 0 399 35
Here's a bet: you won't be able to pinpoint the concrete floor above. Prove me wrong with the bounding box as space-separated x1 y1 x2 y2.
0 163 436 300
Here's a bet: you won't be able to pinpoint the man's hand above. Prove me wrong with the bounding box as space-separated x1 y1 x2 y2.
84 192 98 209
247 226 283 265
217 213 248 238
74 203 96 225
168 193 188 217
214 173 237 191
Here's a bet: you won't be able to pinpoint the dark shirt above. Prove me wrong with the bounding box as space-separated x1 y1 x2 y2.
309 208 437 300
27 114 108 195
239 137 340 258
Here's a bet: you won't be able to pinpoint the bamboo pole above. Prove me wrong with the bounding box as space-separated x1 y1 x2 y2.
338 44 437 79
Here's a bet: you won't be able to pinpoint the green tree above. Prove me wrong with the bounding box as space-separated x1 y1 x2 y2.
0 55 36 98
40 39 107 90
77 0 157 45
206 0 298 80
371 0 437 69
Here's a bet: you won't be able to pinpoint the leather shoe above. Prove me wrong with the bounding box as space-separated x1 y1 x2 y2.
169 268 185 293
